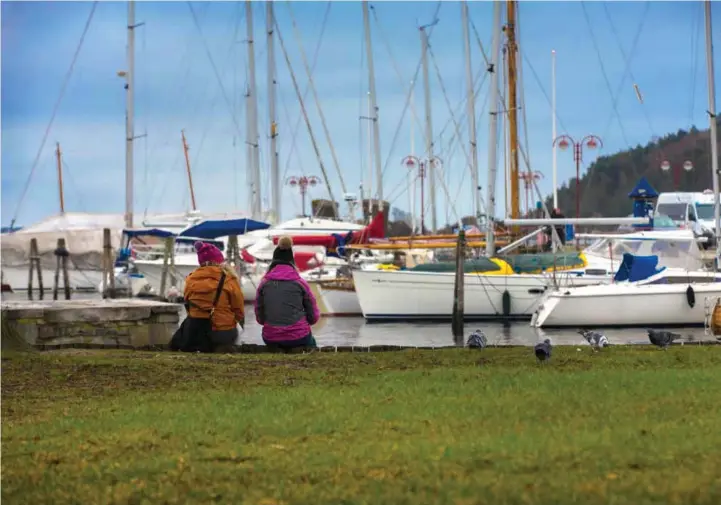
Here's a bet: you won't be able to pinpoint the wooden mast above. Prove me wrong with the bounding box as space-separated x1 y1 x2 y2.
55 142 65 214
181 130 197 211
505 1 520 224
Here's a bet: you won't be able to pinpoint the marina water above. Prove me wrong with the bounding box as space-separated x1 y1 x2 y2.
2 291 716 347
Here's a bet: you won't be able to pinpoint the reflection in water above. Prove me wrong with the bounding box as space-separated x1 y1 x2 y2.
238 307 716 348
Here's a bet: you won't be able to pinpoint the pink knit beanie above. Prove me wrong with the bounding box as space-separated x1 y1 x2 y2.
194 241 224 265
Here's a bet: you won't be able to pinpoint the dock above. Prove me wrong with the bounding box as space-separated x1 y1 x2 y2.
1 299 181 350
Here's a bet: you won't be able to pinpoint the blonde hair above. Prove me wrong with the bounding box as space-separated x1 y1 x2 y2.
277 235 293 250
220 263 239 279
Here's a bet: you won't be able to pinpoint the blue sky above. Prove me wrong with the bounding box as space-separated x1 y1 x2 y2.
2 0 719 227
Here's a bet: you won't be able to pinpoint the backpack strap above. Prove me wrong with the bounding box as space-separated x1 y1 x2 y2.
209 271 227 318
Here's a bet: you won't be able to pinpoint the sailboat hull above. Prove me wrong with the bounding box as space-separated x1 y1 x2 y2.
352 269 608 321
532 282 721 327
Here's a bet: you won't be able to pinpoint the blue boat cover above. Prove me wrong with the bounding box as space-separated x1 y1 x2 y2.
123 228 176 238
178 218 270 239
613 253 665 282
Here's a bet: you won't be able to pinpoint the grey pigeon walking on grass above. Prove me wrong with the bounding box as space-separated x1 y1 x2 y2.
466 329 488 349
534 339 552 363
577 329 609 350
647 329 681 349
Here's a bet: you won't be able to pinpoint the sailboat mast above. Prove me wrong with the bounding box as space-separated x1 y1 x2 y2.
420 23 437 233
704 0 720 263
461 0 480 225
362 0 384 220
505 0 520 223
266 2 280 223
245 0 261 219
367 90 373 218
181 130 197 211
410 80 416 234
551 49 558 209
56 142 65 214
125 0 136 229
485 0 502 256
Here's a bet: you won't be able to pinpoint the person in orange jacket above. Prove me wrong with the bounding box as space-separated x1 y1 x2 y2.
183 241 245 351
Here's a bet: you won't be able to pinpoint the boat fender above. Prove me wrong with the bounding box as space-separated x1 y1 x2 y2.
502 290 511 317
686 285 696 308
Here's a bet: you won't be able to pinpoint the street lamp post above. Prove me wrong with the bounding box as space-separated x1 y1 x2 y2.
286 175 321 217
660 159 694 189
518 171 544 216
553 134 603 219
402 155 441 234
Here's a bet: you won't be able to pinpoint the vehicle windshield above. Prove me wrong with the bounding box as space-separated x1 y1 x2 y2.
696 203 715 220
656 203 688 222
652 214 678 228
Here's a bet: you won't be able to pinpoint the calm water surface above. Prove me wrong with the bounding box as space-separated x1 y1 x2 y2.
4 292 714 347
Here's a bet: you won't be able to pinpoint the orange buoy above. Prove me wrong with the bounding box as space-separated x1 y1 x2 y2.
711 300 721 336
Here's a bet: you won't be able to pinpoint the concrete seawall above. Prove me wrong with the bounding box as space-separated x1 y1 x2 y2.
1 299 181 350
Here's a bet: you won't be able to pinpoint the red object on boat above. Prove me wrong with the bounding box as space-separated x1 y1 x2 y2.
240 248 256 264
293 251 322 272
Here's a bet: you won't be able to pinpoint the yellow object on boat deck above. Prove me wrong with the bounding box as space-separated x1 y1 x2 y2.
471 258 514 275
376 264 400 271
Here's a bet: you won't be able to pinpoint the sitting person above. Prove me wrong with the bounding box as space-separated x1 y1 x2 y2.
254 236 320 350
181 242 244 352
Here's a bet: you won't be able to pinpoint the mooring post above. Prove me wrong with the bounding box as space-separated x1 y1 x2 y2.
28 238 38 300
159 236 172 299
102 228 116 298
452 229 466 341
228 235 241 274
53 238 70 300
169 238 177 290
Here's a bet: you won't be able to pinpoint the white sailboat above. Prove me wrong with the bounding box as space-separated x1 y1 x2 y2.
531 0 721 328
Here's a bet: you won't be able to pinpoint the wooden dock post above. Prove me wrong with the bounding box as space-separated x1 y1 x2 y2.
27 238 44 300
52 238 71 300
159 236 172 299
451 229 466 341
101 228 116 299
227 235 241 276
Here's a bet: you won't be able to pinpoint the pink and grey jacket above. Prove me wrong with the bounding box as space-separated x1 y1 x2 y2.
254 263 320 342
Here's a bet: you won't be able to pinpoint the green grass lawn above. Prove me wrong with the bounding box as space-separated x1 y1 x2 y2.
3 346 721 505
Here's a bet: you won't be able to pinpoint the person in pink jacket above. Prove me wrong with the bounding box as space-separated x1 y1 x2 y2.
254 236 320 350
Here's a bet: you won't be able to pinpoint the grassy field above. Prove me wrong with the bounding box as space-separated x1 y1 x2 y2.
2 346 721 505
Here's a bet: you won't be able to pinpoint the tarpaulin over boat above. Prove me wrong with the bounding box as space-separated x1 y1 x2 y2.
179 218 271 239
503 252 586 274
613 253 665 282
405 252 586 275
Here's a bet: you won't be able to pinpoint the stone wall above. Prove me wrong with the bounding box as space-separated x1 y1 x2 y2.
1 299 181 350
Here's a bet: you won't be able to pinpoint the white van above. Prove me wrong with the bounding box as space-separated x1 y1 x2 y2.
655 191 716 248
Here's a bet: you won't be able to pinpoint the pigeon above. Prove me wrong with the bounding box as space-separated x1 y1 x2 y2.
466 329 488 349
577 329 609 350
647 329 681 350
534 338 552 363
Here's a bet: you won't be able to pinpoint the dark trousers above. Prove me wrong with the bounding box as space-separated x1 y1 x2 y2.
211 328 239 353
262 333 317 351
